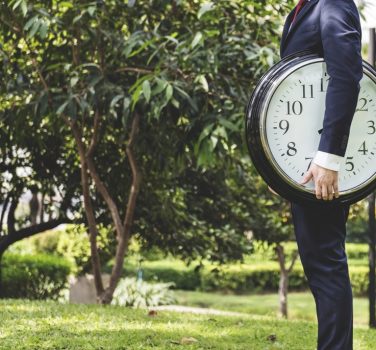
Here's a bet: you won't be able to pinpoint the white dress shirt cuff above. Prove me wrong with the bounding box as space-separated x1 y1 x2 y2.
313 151 343 172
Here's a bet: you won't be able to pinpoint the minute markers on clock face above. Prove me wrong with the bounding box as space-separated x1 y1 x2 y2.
265 62 376 193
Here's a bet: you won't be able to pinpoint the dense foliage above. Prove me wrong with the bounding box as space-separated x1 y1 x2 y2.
105 242 371 296
112 277 177 307
0 252 71 300
0 0 296 272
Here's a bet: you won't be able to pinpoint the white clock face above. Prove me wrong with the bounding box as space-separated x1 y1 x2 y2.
262 60 376 193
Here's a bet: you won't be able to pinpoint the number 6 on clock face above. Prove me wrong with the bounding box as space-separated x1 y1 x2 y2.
246 52 376 204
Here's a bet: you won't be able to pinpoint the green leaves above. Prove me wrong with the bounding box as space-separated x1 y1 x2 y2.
142 80 151 103
198 2 215 19
10 0 28 16
165 84 173 102
56 100 70 115
191 32 203 49
195 75 209 92
0 0 296 264
24 15 49 39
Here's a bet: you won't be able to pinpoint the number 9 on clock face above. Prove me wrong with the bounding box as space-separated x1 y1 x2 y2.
246 53 376 204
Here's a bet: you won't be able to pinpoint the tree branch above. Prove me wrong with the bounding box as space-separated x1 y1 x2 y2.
0 218 70 255
84 158 124 238
7 197 18 235
69 114 124 238
122 112 142 228
86 109 101 159
0 194 10 233
101 112 142 304
64 116 104 295
287 251 299 274
115 67 153 74
275 243 286 274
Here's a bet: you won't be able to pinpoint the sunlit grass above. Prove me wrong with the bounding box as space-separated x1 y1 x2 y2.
174 290 370 326
1 298 376 349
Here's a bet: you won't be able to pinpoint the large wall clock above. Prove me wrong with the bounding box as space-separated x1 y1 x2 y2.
245 51 376 205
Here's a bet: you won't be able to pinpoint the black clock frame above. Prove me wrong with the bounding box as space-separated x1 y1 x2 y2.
245 50 376 205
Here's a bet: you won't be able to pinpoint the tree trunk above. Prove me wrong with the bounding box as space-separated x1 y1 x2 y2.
0 194 10 230
99 113 141 305
7 197 18 234
67 112 142 304
29 192 39 226
279 267 288 318
276 244 288 318
39 192 45 224
275 243 299 319
68 118 104 298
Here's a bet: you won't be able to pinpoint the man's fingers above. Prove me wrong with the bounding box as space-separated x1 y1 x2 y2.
321 184 328 201
328 186 334 201
333 182 340 199
301 170 313 185
307 163 339 201
315 182 322 199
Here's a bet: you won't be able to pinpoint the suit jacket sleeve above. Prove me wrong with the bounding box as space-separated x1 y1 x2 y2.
319 0 363 157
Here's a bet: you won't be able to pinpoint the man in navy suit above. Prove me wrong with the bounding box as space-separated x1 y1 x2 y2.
280 0 363 349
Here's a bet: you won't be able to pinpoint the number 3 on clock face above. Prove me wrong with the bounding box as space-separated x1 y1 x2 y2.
246 53 376 204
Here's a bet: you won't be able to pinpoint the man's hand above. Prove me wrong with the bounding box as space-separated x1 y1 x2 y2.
301 163 339 201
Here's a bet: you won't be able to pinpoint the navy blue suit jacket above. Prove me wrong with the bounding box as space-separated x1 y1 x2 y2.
280 0 363 157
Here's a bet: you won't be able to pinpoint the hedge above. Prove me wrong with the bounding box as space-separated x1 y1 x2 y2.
0 253 72 300
250 241 369 261
106 258 201 291
199 262 307 294
110 258 370 297
345 243 369 260
200 263 369 296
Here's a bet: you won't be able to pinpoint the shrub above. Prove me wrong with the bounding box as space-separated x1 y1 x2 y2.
109 256 370 297
349 266 369 296
199 262 307 294
200 262 369 296
0 253 71 300
106 258 202 290
111 277 177 307
56 224 116 275
11 224 116 275
108 241 370 296
346 243 368 260
246 241 369 263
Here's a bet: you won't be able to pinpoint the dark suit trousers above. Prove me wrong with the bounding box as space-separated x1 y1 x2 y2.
291 201 352 350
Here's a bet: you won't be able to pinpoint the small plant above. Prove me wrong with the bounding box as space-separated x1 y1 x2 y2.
111 277 177 307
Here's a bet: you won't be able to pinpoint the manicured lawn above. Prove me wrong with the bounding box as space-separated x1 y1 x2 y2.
1 299 376 350
174 290 370 326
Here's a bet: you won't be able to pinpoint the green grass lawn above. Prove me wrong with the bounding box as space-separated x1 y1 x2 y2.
174 290 370 326
1 299 376 350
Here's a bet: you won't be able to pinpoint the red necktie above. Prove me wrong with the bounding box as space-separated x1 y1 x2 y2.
292 0 307 24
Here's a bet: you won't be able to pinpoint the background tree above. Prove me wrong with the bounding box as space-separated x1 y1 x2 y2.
0 88 80 289
0 0 295 303
229 158 298 318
